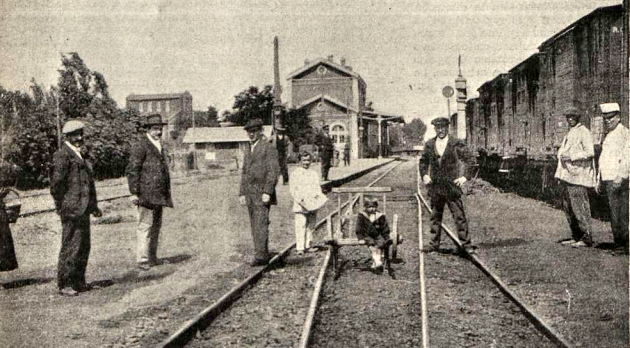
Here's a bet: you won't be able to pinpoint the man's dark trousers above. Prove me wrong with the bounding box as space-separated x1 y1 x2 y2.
57 214 91 290
321 159 331 181
560 182 593 244
246 195 270 261
429 194 469 248
278 157 289 184
604 180 629 247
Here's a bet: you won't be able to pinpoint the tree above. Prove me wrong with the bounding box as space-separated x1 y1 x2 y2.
176 105 220 131
206 106 220 127
388 124 405 148
283 107 313 149
402 118 427 145
227 85 274 126
58 52 118 121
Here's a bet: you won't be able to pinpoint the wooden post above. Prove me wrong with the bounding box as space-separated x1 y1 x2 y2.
326 215 333 242
383 194 387 215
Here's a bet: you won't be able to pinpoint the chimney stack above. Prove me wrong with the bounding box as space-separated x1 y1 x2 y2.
304 59 310 65
327 55 334 62
340 57 346 66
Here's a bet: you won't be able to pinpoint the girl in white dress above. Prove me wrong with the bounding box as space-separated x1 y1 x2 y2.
289 151 326 255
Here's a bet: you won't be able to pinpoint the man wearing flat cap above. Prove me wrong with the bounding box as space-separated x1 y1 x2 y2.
126 114 173 271
598 103 629 254
50 119 102 296
419 117 471 252
239 119 280 266
554 107 596 248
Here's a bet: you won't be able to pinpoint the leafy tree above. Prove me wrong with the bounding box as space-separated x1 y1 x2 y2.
402 118 427 145
206 106 220 127
283 107 313 149
388 124 404 148
227 85 274 126
177 106 221 130
58 52 118 121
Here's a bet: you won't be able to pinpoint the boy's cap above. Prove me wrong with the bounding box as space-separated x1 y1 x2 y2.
363 196 379 207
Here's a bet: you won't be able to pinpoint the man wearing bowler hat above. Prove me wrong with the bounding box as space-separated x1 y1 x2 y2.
598 103 629 254
239 119 279 266
51 119 102 296
419 117 471 252
554 107 596 248
126 114 173 271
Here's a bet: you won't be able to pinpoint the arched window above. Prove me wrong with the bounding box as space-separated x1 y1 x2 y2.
330 124 347 144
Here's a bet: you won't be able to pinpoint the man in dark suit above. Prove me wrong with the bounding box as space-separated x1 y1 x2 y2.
126 114 173 271
50 120 102 296
239 119 280 266
419 117 471 252
319 125 334 181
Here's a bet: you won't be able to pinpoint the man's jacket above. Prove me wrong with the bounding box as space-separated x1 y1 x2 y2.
126 135 173 208
50 144 98 219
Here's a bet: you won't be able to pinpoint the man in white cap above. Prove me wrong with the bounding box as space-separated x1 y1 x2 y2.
126 114 173 270
50 119 102 296
554 107 596 248
598 103 629 255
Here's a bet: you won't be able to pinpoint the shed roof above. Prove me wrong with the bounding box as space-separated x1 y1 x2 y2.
126 92 192 101
182 126 273 144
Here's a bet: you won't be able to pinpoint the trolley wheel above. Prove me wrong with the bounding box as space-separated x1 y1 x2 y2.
390 214 399 260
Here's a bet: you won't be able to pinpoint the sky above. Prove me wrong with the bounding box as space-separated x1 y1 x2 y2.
0 0 622 130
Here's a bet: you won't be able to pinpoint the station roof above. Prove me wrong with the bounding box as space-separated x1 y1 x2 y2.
126 92 192 101
295 94 404 124
182 125 273 144
286 57 365 84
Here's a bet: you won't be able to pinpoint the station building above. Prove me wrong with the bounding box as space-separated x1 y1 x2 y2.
286 56 404 159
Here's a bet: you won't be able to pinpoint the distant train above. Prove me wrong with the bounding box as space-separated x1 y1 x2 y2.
465 4 628 166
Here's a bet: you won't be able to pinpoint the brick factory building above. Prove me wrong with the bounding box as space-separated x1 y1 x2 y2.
126 91 193 139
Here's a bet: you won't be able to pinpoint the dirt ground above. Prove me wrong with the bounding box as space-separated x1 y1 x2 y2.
1 159 627 347
0 171 299 348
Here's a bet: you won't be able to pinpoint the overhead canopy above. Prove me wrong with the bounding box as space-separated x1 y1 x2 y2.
183 126 273 144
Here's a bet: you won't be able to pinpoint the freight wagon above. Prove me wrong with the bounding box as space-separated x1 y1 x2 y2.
466 4 628 207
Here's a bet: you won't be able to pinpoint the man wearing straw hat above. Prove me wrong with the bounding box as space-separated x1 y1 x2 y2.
126 114 173 271
554 107 596 248
50 119 102 296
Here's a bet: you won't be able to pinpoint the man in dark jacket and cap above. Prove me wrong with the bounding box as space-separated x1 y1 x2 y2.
51 119 102 296
239 119 280 266
126 114 173 271
419 117 471 252
318 125 335 181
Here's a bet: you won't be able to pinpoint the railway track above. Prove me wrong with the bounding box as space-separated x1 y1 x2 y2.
157 161 403 347
11 171 227 218
127 159 581 347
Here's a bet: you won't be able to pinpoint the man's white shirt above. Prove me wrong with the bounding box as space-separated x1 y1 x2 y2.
147 133 162 153
435 135 449 157
65 141 83 160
